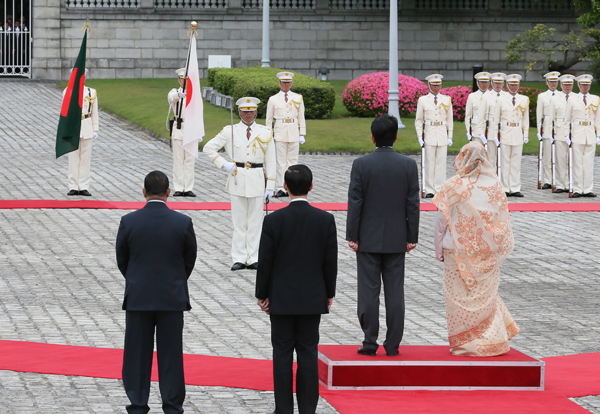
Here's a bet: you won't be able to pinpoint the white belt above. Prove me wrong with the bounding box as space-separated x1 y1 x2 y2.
472 115 479 120
544 115 550 119
555 118 564 122
425 121 447 126
575 120 594 126
276 118 296 124
505 122 521 127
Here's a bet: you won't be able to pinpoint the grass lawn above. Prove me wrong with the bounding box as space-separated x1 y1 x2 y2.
61 78 600 155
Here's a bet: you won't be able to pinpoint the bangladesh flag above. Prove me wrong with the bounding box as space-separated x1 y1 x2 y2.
56 30 87 158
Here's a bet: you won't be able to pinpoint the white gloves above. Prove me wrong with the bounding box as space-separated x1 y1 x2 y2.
537 133 543 141
479 134 488 145
447 138 453 146
550 135 555 144
223 162 237 175
493 137 500 147
299 136 305 144
596 136 600 145
566 135 572 146
523 136 529 144
418 136 424 147
178 91 186 99
466 132 472 141
93 132 98 139
264 189 274 201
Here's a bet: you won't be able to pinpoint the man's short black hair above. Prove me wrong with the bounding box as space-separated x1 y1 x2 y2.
284 164 313 196
371 114 398 147
144 170 169 196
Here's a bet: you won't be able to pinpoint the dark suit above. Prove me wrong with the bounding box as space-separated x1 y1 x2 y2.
116 201 197 414
346 147 420 354
256 200 337 414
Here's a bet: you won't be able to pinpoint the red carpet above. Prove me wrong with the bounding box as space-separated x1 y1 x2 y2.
0 199 599 212
0 340 598 413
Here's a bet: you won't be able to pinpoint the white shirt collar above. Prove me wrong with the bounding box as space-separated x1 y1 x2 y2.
242 121 257 131
147 199 166 204
280 90 290 99
290 198 308 203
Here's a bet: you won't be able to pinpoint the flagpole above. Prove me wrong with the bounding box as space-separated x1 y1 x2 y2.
176 21 197 130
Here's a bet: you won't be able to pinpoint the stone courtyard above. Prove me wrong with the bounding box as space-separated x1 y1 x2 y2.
0 80 599 413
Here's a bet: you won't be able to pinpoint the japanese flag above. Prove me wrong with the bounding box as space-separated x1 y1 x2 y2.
182 34 205 158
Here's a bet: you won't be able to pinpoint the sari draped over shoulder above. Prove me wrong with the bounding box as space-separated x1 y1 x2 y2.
433 142 520 356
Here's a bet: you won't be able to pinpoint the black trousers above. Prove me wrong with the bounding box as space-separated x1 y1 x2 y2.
122 311 185 414
356 252 406 354
270 314 321 414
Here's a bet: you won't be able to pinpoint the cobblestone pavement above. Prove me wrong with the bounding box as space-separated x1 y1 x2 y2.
0 81 599 413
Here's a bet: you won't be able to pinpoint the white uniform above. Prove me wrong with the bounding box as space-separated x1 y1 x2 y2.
564 93 600 194
168 87 195 192
490 93 530 194
478 90 509 170
266 90 306 192
537 89 557 186
415 93 453 195
465 89 488 144
203 122 276 265
548 92 571 191
65 86 98 191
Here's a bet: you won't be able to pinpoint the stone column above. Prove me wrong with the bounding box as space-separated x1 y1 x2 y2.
388 0 405 129
261 0 270 67
315 0 329 15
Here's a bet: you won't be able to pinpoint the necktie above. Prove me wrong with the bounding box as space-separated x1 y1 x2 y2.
552 92 555 96
246 126 251 140
566 94 569 101
497 93 500 97
584 95 587 105
434 96 437 105
512 96 515 106
285 93 288 103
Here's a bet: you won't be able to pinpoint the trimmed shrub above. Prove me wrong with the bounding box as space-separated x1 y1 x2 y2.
342 72 428 117
207 67 335 119
440 85 472 122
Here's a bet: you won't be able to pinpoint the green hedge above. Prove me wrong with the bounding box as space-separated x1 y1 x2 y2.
207 67 336 119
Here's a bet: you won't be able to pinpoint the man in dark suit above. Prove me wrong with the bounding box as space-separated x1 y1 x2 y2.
256 164 337 414
347 114 420 357
116 171 197 414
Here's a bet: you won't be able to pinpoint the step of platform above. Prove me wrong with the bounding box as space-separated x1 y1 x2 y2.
318 345 544 391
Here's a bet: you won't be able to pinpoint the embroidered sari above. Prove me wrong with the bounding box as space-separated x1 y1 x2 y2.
433 142 520 356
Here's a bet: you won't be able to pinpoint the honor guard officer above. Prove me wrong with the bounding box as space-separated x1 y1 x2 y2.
465 71 491 145
478 72 508 170
537 71 561 190
564 74 600 197
66 68 98 197
203 97 277 270
549 74 576 193
168 68 197 197
490 74 530 197
266 72 306 198
415 74 453 198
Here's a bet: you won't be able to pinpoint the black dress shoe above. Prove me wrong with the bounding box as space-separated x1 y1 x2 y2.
67 190 79 196
555 188 565 194
357 346 377 356
79 190 92 197
511 192 524 197
172 191 185 197
505 192 511 197
246 262 258 270
273 190 288 198
183 191 196 197
425 193 434 198
541 183 552 190
572 192 582 198
583 192 597 197
386 349 399 357
231 262 246 271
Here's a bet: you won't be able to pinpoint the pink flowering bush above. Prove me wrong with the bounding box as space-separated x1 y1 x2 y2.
343 72 428 117
518 86 541 125
440 85 471 122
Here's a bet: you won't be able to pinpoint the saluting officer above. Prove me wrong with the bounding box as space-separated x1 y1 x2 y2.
203 97 277 270
465 71 491 145
66 68 98 197
478 72 509 170
549 74 576 193
537 71 561 190
415 74 453 198
266 72 306 198
564 74 600 198
168 68 197 197
490 74 529 197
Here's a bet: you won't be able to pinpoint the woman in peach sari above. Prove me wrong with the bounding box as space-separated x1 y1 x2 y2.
433 142 519 357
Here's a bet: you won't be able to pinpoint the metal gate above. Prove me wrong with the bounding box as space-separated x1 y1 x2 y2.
1 0 31 77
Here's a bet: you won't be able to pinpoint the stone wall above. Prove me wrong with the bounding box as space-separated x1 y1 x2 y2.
32 1 584 81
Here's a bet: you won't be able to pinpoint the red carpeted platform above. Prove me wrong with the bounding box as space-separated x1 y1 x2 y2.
318 345 544 391
0 199 599 212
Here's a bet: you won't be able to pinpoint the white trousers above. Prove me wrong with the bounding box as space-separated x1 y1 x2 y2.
572 144 595 194
275 141 299 191
500 144 523 193
230 195 264 265
554 141 569 190
541 138 552 185
172 139 195 192
68 138 92 191
424 145 447 195
487 141 498 172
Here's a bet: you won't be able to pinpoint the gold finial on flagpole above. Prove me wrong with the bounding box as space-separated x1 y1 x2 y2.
81 21 92 34
187 21 198 37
